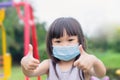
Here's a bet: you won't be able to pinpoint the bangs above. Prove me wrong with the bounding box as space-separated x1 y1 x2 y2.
50 19 78 38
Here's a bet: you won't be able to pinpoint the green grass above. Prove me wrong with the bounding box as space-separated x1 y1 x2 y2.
93 50 120 69
9 66 47 80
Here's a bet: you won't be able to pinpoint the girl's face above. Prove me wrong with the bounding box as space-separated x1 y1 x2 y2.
52 29 79 46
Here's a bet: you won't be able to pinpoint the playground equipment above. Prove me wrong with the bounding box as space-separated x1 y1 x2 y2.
0 0 40 80
0 0 110 80
0 8 12 80
14 1 41 80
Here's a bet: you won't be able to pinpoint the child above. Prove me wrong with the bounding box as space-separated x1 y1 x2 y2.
21 17 106 80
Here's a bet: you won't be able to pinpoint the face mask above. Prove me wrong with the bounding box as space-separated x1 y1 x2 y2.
52 44 80 61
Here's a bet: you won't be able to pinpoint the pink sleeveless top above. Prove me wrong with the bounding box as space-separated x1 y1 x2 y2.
47 60 84 80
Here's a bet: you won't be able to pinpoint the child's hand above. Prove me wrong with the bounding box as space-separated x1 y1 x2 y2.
74 45 97 73
21 44 40 71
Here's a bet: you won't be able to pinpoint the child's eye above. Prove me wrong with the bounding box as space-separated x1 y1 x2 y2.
68 39 74 41
55 40 61 43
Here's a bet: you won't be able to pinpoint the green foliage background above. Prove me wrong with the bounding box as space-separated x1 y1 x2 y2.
0 5 120 67
0 2 120 79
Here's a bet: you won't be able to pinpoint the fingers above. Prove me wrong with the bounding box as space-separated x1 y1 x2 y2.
27 61 39 70
79 45 85 55
74 59 84 69
74 44 85 66
24 58 40 70
33 58 40 64
74 45 94 72
74 59 79 66
74 46 90 72
28 44 33 56
29 44 40 63
21 44 40 71
74 59 89 72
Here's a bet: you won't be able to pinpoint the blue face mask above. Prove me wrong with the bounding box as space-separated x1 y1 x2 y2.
52 44 80 61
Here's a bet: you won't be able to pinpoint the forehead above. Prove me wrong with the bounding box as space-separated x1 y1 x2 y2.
51 26 78 39
63 29 75 37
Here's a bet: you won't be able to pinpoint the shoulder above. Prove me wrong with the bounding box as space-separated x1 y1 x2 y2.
40 59 54 69
40 59 51 67
41 59 50 63
34 59 51 75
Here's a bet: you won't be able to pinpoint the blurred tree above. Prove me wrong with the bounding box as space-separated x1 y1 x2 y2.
87 25 120 53
36 22 48 61
86 35 108 53
0 0 8 2
108 27 120 52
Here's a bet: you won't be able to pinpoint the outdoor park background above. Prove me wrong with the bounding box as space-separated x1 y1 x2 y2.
0 0 120 80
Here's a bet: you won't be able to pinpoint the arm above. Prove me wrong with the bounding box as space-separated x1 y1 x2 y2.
89 55 106 78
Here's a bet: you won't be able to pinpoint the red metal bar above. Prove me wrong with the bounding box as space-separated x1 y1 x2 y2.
29 5 41 80
14 1 41 80
29 6 39 59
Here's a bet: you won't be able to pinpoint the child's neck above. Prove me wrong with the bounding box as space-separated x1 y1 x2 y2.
58 59 75 72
